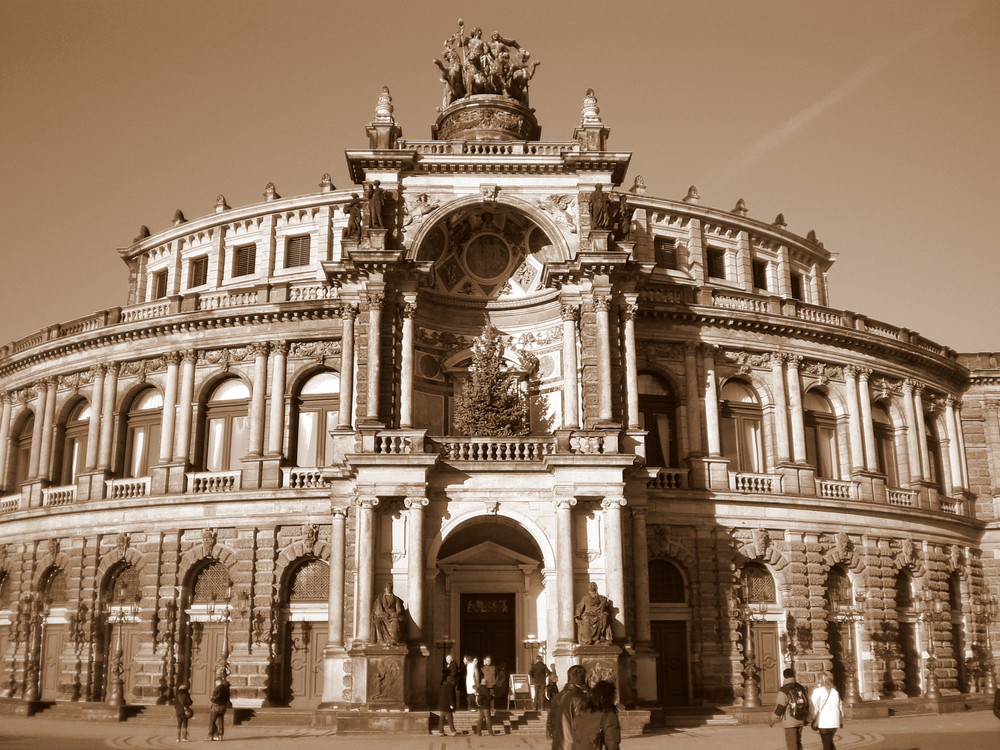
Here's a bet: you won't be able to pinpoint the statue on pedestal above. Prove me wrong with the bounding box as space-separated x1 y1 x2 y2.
589 185 611 231
575 582 613 645
343 193 363 239
372 584 405 645
364 181 386 230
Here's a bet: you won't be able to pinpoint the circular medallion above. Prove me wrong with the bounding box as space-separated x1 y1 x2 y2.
464 233 511 281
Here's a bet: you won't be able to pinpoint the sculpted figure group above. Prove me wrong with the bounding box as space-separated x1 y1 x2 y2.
589 187 635 242
343 180 387 240
434 20 541 107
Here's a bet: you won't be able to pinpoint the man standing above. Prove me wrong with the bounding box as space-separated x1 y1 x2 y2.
208 676 231 741
546 664 587 750
474 681 494 736
529 656 550 710
768 667 810 750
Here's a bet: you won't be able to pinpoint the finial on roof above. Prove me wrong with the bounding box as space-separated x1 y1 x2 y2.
263 182 280 201
172 209 187 226
581 88 602 126
807 229 824 247
683 186 700 204
374 86 395 124
133 225 150 243
215 195 230 213
319 173 336 192
732 198 748 216
772 213 787 228
629 176 646 195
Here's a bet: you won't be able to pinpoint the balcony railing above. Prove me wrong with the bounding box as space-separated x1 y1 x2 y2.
436 437 555 461
886 488 917 507
646 468 688 490
106 477 151 500
283 467 338 489
729 472 780 494
817 479 857 500
42 485 78 507
0 495 20 514
186 471 241 494
939 497 962 514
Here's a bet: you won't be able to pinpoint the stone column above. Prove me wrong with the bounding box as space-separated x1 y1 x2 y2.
858 369 878 472
266 342 287 455
786 355 807 463
158 352 180 464
328 507 348 648
844 366 866 472
248 343 269 456
944 397 964 492
554 497 577 647
683 344 704 456
955 402 970 490
354 495 379 644
173 352 197 463
602 495 628 640
338 305 357 429
561 304 580 428
38 378 58 481
84 366 105 471
365 292 384 421
913 386 930 481
769 354 790 463
399 299 417 429
27 385 46 479
621 299 640 430
405 496 428 637
0 395 11 490
703 348 722 456
97 364 119 471
595 295 613 422
631 507 652 647
901 381 923 484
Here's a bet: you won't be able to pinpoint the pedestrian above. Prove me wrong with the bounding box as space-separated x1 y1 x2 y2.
474 681 494 736
546 664 588 750
495 662 509 708
173 682 193 742
994 685 1000 720
481 655 498 695
544 664 559 707
464 655 480 710
768 667 810 750
443 654 460 710
570 679 620 750
810 671 843 750
208 676 231 741
529 656 550 710
437 674 458 736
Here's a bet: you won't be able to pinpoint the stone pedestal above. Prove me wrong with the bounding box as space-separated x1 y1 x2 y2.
363 228 388 251
588 230 612 253
574 643 623 699
351 644 408 709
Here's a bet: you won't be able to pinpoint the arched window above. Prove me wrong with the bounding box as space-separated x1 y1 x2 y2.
124 388 163 478
872 404 899 487
287 560 330 603
203 379 250 472
803 391 839 479
109 564 141 605
895 570 914 611
648 560 686 603
58 401 91 485
924 420 944 490
12 414 34 486
720 381 764 473
42 567 69 608
294 372 341 468
638 374 679 468
192 562 231 604
826 565 852 612
740 562 776 604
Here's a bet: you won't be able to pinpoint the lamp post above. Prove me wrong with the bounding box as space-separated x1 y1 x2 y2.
978 597 997 695
107 597 140 707
22 592 48 703
838 590 866 705
206 585 234 679
156 593 178 705
522 634 545 662
919 590 943 701
735 581 764 708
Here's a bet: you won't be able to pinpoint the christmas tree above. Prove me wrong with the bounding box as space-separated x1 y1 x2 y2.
452 323 530 437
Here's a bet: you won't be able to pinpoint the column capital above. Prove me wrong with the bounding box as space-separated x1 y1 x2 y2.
593 295 612 313
768 351 786 367
366 292 385 310
251 341 270 357
856 367 873 381
983 399 1000 413
164 351 182 366
944 395 958 408
404 496 428 510
181 349 198 363
620 303 639 321
331 506 349 520
785 354 803 369
103 362 121 376
631 506 648 522
552 497 577 511
560 304 579 322
339 302 359 321
269 340 289 355
43 376 59 390
354 495 380 510
601 496 627 510
844 364 859 379
400 301 418 319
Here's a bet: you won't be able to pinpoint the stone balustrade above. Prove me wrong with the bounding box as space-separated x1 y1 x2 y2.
106 477 151 500
42 485 78 506
186 471 241 494
729 472 779 494
886 488 917 507
0 495 20 514
817 479 857 500
646 468 687 490
283 467 338 488
436 437 555 461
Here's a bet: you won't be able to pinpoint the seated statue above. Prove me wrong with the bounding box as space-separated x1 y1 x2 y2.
575 582 613 645
372 584 405 645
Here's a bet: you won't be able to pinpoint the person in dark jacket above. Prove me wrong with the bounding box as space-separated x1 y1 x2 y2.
437 675 458 736
474 682 494 736
547 664 588 750
173 682 193 742
570 679 620 750
208 676 231 741
529 657 551 710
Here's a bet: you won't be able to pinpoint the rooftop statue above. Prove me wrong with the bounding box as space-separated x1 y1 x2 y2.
434 19 540 108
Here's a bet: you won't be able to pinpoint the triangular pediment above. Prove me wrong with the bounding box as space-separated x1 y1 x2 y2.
437 541 539 571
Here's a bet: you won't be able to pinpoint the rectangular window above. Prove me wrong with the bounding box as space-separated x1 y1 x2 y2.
707 247 727 280
752 259 769 291
285 235 311 268
232 244 256 277
654 237 678 270
189 256 209 288
790 273 805 301
152 270 169 299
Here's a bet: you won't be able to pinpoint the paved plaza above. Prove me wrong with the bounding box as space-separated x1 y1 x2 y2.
1 713 998 750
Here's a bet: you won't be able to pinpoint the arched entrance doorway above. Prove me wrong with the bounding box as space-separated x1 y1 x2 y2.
277 558 329 707
180 561 232 703
37 566 69 701
97 563 143 703
648 558 690 706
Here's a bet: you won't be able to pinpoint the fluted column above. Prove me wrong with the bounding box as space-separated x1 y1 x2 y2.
84 366 105 471
0 395 11 490
399 299 417 428
955 402 970 490
327 506 348 648
38 378 58 480
561 304 580 428
944 397 964 492
858 369 878 472
173 352 196 463
405 496 428 636
900 381 922 484
354 495 379 644
97 364 119 471
248 343 269 456
595 295 613 422
337 305 357 429
159 352 180 464
631 506 652 646
267 342 287 455
703 348 722 456
554 497 577 646
913 386 930 481
365 292 384 421
769 354 790 463
602 495 627 640
844 366 866 472
621 299 640 430
786 355 807 463
27 386 46 479
683 344 704 456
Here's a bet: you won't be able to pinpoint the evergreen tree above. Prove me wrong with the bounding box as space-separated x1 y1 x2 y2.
452 323 530 437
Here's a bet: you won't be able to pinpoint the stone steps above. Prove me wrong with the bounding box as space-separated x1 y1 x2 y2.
660 706 740 727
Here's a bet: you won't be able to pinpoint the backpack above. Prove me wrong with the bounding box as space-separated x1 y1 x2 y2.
782 683 809 721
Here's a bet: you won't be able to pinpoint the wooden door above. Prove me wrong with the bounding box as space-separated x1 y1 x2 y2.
187 624 225 703
753 622 781 703
40 624 68 700
899 622 920 697
109 624 144 702
651 620 689 705
287 622 327 707
460 594 515 677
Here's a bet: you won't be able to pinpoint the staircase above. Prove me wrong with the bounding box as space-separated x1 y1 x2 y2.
660 706 740 728
441 708 548 735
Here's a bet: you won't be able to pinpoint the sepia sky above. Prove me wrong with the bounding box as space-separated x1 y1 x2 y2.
1 0 997 353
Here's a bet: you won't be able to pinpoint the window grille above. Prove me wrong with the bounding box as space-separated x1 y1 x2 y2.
654 237 678 270
706 247 727 279
285 235 311 268
826 567 853 608
192 562 231 603
44 568 69 606
290 560 330 602
189 256 209 288
111 566 141 603
153 270 169 299
752 259 768 291
741 564 776 603
232 244 256 277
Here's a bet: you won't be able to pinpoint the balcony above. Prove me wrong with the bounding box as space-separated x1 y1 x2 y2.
186 471 241 494
817 479 858 501
106 477 151 500
41 485 77 507
886 488 917 507
0 494 21 514
729 472 780 494
646 468 688 490
282 467 339 489
435 437 555 461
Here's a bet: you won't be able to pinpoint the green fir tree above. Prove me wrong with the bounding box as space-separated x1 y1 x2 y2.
452 323 530 437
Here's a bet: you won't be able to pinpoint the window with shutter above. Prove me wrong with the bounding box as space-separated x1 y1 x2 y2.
233 243 256 277
790 273 805 301
285 235 311 268
654 236 678 270
752 259 768 291
706 247 727 279
189 256 208 288
153 269 169 299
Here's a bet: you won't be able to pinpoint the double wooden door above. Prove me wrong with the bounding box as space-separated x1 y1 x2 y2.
651 620 689 705
284 621 327 707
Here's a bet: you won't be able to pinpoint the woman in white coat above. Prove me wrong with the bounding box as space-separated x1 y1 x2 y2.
810 671 843 750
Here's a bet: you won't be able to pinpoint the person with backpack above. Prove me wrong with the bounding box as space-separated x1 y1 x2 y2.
768 667 810 750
